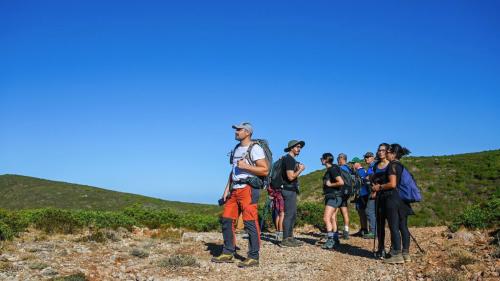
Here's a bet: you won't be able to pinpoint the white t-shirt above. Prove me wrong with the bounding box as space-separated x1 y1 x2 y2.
231 144 265 189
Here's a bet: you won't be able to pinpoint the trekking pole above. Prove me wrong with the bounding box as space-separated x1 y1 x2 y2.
409 231 425 254
373 194 379 255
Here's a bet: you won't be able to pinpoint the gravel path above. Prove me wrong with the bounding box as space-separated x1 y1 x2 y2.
0 226 497 281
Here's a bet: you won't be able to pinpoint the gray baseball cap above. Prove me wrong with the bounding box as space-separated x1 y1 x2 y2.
364 152 374 158
232 122 253 134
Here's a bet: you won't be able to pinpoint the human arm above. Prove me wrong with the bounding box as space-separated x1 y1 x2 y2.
286 163 305 181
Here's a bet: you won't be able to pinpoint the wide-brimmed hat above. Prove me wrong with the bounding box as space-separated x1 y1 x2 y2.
284 140 305 152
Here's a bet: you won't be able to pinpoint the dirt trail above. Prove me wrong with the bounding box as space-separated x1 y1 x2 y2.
0 226 497 281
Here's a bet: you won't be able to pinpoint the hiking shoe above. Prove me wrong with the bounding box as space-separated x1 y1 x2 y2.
363 232 375 239
321 238 336 250
374 250 387 259
383 253 404 264
237 258 259 268
280 237 302 247
403 253 411 263
352 229 366 237
211 254 234 263
342 230 350 240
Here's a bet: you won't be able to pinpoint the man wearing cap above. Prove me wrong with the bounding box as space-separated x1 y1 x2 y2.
362 152 377 239
335 153 351 240
280 140 306 247
212 122 269 267
351 156 370 237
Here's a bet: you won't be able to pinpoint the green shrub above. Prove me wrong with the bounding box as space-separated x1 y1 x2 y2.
450 197 499 232
0 209 29 238
0 221 14 241
72 211 136 230
29 208 83 234
296 202 324 229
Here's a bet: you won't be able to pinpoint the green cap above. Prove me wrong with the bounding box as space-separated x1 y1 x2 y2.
350 157 363 163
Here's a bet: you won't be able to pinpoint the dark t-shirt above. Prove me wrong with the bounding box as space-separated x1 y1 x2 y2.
323 165 341 195
372 161 389 185
387 161 404 187
282 154 298 186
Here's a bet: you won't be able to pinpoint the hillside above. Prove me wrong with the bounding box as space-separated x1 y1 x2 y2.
0 174 220 214
298 149 500 226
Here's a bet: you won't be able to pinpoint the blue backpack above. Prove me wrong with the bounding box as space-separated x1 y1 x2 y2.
397 163 422 203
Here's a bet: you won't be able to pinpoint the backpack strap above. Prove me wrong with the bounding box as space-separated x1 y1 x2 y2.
229 143 241 164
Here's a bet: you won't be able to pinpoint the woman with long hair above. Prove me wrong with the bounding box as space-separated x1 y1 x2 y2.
370 143 390 258
371 143 414 263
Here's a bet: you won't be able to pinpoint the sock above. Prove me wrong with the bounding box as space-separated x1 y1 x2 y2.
327 232 334 238
344 226 349 232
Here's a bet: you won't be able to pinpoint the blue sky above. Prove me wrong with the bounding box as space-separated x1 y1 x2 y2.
1 1 499 204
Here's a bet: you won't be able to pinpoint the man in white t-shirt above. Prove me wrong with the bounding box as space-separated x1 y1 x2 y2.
211 122 269 268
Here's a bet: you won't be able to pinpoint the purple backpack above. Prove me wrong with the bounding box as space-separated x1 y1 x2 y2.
398 166 422 203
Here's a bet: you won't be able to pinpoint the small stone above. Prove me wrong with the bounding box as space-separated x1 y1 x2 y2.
41 267 58 276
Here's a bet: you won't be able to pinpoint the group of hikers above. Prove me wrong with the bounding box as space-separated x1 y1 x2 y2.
211 122 418 268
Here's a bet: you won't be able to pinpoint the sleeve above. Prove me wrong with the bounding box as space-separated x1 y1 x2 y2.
357 168 367 178
284 155 296 172
250 145 265 161
329 166 341 179
387 162 402 177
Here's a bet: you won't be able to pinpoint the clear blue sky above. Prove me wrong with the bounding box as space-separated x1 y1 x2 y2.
1 1 499 204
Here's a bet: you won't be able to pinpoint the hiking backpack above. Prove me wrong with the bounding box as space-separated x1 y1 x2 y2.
269 156 285 189
229 139 273 189
395 162 422 203
350 168 364 198
333 165 355 197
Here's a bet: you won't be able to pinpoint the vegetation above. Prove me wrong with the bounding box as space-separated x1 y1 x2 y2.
0 174 220 214
297 149 500 227
0 205 219 241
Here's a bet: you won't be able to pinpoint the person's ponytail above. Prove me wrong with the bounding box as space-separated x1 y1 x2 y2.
389 143 411 159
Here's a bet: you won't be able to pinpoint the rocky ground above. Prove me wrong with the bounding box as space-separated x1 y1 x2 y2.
0 226 498 281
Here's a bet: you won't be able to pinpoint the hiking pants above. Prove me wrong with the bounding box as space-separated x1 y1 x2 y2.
356 196 368 231
221 185 261 259
282 189 297 239
366 198 376 233
377 190 411 254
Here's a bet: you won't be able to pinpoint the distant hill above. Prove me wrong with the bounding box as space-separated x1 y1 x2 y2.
0 174 220 214
297 149 500 226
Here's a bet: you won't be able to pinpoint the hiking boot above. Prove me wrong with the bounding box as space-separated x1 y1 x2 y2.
280 237 303 247
211 254 234 263
403 252 411 262
238 258 259 268
321 238 336 250
374 249 387 259
352 229 366 237
383 253 404 264
363 232 375 239
342 230 350 240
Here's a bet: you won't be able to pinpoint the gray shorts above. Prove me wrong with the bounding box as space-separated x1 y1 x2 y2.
325 196 348 208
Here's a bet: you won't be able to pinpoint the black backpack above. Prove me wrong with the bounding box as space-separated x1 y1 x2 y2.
335 165 355 197
351 168 364 198
270 156 285 189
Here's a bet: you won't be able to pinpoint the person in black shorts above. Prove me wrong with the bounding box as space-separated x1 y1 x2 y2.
371 143 414 264
320 153 345 249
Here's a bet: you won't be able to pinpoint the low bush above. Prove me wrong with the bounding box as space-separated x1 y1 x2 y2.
158 254 198 268
450 197 499 232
